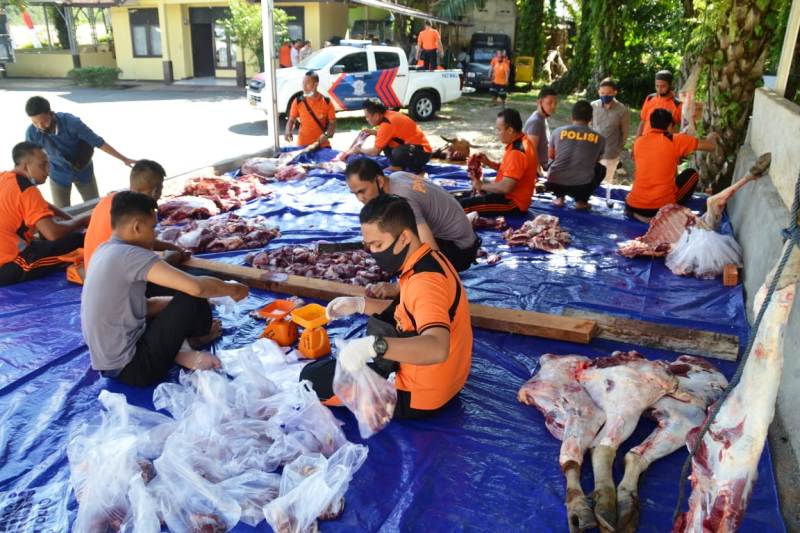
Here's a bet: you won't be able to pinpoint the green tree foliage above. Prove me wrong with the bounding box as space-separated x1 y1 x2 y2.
516 0 545 75
222 0 290 72
47 6 70 49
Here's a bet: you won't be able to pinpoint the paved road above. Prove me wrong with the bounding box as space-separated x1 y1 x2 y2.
0 80 283 204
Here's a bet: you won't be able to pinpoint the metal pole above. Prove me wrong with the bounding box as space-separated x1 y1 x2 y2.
261 0 281 151
64 6 81 68
43 5 53 49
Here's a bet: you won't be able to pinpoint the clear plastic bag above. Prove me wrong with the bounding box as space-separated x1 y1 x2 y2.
332 347 397 439
217 470 281 526
262 443 368 533
218 338 297 378
665 227 743 279
119 476 160 533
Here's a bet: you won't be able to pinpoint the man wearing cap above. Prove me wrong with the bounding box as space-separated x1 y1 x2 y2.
636 70 683 138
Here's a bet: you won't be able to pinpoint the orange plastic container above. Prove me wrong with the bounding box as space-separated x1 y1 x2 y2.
291 303 328 329
257 299 296 320
261 320 298 346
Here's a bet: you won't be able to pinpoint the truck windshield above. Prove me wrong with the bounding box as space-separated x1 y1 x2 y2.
472 47 497 63
298 48 340 70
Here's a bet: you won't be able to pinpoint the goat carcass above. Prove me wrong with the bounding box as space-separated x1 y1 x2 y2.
518 354 605 532
673 242 798 533
578 351 681 532
616 356 728 533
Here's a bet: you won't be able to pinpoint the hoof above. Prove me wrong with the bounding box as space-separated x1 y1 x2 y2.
616 487 640 533
567 496 598 532
592 486 618 533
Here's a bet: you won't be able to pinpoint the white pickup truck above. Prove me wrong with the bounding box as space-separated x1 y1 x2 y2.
247 43 463 121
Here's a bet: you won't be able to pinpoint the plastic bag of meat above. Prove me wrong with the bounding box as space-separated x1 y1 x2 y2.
262 443 368 533
120 476 161 533
331 340 397 439
664 227 743 279
216 470 281 527
467 153 483 181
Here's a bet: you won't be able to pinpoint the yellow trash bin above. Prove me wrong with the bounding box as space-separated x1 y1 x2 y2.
515 56 534 90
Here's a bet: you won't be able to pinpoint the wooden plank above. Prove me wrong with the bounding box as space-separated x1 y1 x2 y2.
185 257 598 344
562 308 739 362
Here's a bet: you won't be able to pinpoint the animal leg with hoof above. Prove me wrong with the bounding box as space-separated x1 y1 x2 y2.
591 445 618 532
616 452 648 533
564 461 597 532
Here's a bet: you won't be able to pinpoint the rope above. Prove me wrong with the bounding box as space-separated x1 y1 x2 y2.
672 170 800 524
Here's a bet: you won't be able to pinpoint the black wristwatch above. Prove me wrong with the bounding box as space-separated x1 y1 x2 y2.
373 336 389 359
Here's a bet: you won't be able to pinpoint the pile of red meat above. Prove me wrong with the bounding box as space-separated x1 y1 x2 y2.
158 213 280 253
502 214 572 252
467 154 483 181
246 246 390 286
159 175 271 225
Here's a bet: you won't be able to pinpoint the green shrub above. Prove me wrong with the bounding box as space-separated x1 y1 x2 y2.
67 66 122 87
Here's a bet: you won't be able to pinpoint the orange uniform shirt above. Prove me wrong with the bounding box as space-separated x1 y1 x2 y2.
627 131 699 210
394 244 472 410
289 94 336 147
492 59 510 85
279 44 292 68
83 192 116 269
375 111 432 153
418 27 441 51
497 135 537 212
0 171 54 265
640 92 683 135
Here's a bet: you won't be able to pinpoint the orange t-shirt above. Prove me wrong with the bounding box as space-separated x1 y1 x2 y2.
640 92 683 135
289 94 336 147
374 111 432 153
418 28 441 51
492 59 510 85
83 192 116 269
394 244 472 410
0 171 54 265
497 135 537 212
627 131 699 210
279 44 292 68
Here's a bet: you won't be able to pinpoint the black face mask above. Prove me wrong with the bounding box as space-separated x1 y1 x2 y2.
370 234 409 275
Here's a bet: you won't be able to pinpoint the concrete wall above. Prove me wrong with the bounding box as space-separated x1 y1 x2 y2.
6 49 116 78
727 88 800 462
460 0 516 47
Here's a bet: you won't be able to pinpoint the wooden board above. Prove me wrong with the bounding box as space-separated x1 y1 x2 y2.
562 308 739 361
185 257 598 344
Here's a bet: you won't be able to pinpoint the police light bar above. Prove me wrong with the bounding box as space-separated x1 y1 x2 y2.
339 39 372 47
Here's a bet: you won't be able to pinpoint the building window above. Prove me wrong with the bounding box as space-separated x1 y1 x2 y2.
282 7 305 41
214 22 237 69
130 9 161 58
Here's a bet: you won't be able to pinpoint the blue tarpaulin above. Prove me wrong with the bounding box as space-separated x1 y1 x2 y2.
0 150 784 532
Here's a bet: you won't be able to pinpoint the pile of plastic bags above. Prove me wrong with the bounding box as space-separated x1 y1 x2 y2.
665 227 743 279
68 338 368 532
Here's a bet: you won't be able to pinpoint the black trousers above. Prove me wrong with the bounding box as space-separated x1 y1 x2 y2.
421 49 438 70
625 168 700 218
490 83 508 100
545 162 607 203
384 144 431 174
459 192 523 216
116 291 213 387
436 235 481 272
0 232 84 286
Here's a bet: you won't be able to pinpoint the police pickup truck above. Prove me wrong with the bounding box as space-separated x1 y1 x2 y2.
247 41 463 121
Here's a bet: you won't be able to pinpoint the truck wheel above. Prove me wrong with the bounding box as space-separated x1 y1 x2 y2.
409 91 437 122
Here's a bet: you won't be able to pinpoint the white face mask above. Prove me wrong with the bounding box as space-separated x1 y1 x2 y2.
303 91 315 98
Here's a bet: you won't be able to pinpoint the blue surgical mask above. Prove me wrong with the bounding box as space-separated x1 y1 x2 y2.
600 95 614 105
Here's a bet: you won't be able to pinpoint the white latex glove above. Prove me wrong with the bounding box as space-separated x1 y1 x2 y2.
339 335 377 373
325 296 366 320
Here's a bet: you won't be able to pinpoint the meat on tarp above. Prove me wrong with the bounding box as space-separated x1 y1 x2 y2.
159 175 271 224
157 213 280 253
246 246 391 286
502 215 572 252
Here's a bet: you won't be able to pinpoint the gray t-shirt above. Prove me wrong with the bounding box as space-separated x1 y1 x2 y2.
590 99 630 159
388 172 476 249
81 238 159 370
523 110 550 169
547 124 606 186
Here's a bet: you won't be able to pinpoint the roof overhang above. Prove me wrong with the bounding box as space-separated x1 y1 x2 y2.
346 0 452 25
26 0 123 6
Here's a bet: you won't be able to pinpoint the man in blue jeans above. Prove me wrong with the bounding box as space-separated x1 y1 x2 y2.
25 96 136 207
